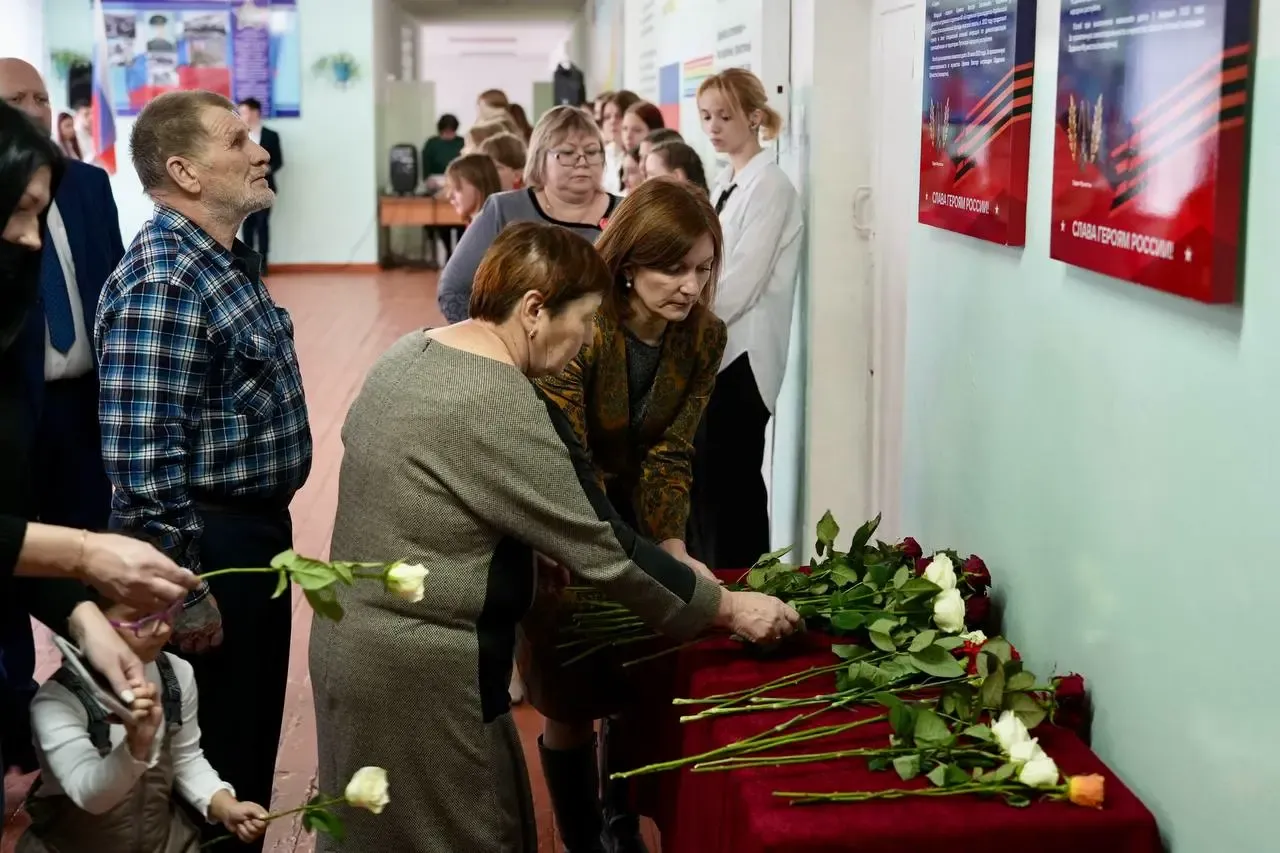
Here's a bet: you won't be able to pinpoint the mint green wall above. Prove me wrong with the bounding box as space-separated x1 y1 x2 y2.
903 4 1277 851
41 0 378 266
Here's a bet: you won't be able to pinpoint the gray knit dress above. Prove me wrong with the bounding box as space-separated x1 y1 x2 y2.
309 333 722 853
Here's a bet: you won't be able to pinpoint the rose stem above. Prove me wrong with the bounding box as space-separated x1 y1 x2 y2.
774 782 1032 804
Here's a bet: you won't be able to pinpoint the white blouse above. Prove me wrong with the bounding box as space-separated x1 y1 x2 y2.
30 652 232 820
710 149 804 413
603 141 624 195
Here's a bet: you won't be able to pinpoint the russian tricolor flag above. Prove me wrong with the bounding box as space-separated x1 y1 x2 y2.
91 0 117 174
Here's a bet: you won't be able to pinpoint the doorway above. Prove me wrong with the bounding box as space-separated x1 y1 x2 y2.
868 0 922 540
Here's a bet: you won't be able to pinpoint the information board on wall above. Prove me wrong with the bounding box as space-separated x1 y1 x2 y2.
102 0 300 117
1049 0 1253 303
918 0 1036 246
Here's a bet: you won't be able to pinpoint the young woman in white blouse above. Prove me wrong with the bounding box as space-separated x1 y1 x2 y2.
694 68 803 570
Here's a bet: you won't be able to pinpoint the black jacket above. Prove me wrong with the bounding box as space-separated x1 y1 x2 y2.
259 126 283 192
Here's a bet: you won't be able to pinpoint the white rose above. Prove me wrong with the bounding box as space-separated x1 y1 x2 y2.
384 563 429 603
1017 755 1061 788
923 554 957 591
1007 738 1046 765
959 630 987 644
931 587 965 633
344 766 391 814
991 711 1030 751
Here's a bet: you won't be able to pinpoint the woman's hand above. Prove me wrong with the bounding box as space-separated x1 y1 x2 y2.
535 552 571 595
67 601 146 702
79 532 198 611
714 590 801 644
658 539 721 584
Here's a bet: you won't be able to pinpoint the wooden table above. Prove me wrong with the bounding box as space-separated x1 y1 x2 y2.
378 195 467 269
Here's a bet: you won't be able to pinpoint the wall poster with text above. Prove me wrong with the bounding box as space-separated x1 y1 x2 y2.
919 0 1036 246
1050 1 1254 303
101 0 301 118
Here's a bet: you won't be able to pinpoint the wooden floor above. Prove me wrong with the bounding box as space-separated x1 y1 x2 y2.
1 269 659 853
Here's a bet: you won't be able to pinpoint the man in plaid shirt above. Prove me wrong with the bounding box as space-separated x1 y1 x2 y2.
95 90 311 852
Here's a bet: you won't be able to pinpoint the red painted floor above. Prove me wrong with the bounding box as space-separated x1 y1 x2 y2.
2 270 659 852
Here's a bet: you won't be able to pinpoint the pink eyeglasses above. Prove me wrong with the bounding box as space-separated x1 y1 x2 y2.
108 600 183 639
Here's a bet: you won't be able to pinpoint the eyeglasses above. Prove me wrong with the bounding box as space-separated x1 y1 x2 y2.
551 148 605 166
109 600 183 639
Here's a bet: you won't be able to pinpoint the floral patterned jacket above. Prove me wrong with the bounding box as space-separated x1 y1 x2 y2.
536 306 727 543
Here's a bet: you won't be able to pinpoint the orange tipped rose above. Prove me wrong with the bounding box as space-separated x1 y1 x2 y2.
1067 774 1105 809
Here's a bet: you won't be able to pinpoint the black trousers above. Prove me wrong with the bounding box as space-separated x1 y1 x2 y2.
242 208 272 270
695 354 772 570
183 503 293 851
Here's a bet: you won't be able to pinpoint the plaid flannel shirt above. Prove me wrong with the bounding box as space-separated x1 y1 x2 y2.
96 205 312 577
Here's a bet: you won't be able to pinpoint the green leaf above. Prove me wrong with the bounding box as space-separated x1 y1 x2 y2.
945 764 972 786
935 635 965 651
1006 671 1036 691
808 581 830 595
288 558 341 591
303 807 346 841
908 630 937 653
875 691 904 711
869 618 898 635
975 650 993 679
1003 791 1032 808
978 663 1006 710
925 764 949 787
828 611 866 632
892 754 921 781
849 513 881 551
891 565 910 589
868 630 897 652
304 586 345 622
746 568 769 589
270 549 300 569
270 569 289 599
830 560 860 587
752 544 794 567
328 561 357 585
945 685 974 720
909 645 967 678
990 762 1016 782
866 561 891 589
1004 692 1048 730
912 707 952 747
899 577 942 598
867 756 892 772
814 511 839 556
981 637 1014 663
831 643 869 660
962 724 994 742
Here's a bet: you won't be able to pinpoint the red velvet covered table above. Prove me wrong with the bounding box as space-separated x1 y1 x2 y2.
627 609 1162 852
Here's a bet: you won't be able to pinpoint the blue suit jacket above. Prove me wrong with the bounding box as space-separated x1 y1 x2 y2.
19 159 125 411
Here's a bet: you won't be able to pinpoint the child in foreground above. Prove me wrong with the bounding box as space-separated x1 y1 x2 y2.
19 600 268 852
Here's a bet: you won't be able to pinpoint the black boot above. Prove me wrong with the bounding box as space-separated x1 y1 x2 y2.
539 736 608 853
600 718 649 853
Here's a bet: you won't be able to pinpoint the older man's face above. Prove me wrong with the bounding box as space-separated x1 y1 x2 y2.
193 105 274 219
0 58 53 135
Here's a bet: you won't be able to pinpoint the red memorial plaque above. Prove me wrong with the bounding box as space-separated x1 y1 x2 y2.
1049 0 1254 303
919 0 1037 246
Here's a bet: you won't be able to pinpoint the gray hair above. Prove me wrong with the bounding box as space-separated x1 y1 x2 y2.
130 89 235 192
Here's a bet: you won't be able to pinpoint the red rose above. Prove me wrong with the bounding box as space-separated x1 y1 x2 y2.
1052 673 1091 740
964 594 991 630
962 555 992 591
901 537 923 560
956 640 984 674
914 557 931 576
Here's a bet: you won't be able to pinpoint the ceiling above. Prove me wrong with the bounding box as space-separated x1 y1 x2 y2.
399 0 584 24
418 21 575 59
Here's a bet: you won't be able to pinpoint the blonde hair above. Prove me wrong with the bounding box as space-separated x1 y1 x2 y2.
696 68 783 141
523 105 605 189
476 89 509 121
466 117 520 151
479 132 527 172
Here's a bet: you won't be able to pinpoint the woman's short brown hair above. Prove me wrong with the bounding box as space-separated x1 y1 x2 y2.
608 90 641 116
466 116 520 150
445 154 502 206
625 100 665 131
524 105 605 189
470 221 611 322
478 132 527 171
647 140 709 194
594 177 723 321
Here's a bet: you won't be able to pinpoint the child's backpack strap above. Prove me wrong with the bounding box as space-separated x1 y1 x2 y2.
154 653 183 731
49 667 111 757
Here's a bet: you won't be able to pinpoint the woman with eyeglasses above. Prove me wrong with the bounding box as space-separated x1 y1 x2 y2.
437 106 620 324
0 101 196 804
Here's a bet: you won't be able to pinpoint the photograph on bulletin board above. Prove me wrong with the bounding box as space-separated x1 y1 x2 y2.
101 0 301 117
918 0 1036 246
1049 0 1254 304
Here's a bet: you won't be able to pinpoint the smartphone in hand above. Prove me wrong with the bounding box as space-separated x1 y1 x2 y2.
50 635 135 722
